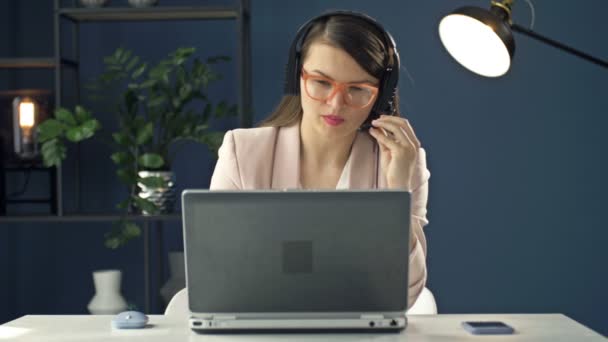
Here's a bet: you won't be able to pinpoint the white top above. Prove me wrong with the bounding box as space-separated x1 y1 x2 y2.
1 314 604 341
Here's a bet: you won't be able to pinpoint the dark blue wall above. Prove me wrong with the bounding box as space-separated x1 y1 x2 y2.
1 0 606 335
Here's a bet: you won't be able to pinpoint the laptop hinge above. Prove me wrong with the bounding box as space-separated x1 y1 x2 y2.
212 315 236 321
360 314 384 320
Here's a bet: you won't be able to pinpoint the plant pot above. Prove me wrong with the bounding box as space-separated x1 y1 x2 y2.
87 270 128 314
160 251 186 305
137 170 176 215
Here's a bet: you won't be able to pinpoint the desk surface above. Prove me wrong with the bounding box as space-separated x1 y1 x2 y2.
1 314 604 341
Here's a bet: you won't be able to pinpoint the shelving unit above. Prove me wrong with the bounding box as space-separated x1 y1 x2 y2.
0 213 180 223
0 58 78 69
2 0 252 314
51 0 252 216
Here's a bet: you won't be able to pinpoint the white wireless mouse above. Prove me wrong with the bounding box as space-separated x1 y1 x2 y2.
112 311 149 329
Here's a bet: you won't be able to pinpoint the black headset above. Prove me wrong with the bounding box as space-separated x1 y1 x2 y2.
284 10 401 124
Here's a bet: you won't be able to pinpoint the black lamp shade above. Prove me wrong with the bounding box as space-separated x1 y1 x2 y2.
439 6 516 77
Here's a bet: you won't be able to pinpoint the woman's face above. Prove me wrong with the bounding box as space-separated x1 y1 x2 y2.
300 42 380 140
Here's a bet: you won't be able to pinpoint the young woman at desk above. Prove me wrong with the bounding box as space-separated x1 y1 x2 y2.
209 11 430 309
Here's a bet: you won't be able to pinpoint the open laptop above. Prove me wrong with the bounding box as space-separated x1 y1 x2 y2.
182 189 411 332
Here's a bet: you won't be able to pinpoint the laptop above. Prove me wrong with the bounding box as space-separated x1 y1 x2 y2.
182 189 411 332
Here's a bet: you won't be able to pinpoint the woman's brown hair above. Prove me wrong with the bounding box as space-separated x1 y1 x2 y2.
258 14 400 128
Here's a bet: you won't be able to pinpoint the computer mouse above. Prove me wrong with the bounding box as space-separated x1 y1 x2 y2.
112 310 149 329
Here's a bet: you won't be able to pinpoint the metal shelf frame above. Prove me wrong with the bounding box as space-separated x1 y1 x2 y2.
0 57 78 69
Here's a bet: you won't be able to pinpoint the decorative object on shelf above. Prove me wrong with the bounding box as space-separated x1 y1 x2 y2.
12 97 38 159
87 269 128 314
137 170 175 215
160 251 185 305
0 89 51 163
128 0 158 8
0 90 57 216
79 0 110 8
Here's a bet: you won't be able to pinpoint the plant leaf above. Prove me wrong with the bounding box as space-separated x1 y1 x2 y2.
74 105 92 124
65 127 85 142
135 122 154 145
123 221 141 238
110 151 132 165
104 237 121 249
37 119 65 142
120 50 132 64
137 176 167 188
179 83 192 101
116 198 130 210
114 48 125 62
55 108 77 126
140 79 156 88
40 138 67 167
133 197 158 214
132 62 147 79
112 132 131 146
80 119 101 139
126 55 140 72
117 167 137 184
147 95 165 108
138 153 164 169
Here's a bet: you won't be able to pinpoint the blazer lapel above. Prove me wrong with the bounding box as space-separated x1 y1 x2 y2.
271 122 301 189
339 131 378 189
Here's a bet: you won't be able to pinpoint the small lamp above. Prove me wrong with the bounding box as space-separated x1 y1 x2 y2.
12 96 39 159
438 0 608 77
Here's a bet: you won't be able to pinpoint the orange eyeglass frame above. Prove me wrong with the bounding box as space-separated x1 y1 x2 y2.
300 68 379 108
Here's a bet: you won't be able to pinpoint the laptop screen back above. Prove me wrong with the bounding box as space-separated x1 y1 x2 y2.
182 190 411 313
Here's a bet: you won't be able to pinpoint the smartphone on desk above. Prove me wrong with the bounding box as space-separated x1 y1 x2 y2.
462 321 515 335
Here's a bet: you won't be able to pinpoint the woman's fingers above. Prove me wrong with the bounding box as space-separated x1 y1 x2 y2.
371 118 415 149
374 115 421 149
369 127 402 151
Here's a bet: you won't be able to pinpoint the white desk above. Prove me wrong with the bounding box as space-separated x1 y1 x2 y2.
0 314 604 341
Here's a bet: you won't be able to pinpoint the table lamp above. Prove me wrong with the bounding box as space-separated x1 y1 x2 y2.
438 0 608 77
12 96 39 159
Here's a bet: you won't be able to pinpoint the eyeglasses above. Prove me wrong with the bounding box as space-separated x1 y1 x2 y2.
301 68 379 109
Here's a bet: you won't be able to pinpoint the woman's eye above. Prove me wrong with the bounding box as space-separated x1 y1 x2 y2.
349 86 365 93
314 79 332 87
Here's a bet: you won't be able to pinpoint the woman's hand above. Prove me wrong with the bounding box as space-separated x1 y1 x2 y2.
368 115 421 191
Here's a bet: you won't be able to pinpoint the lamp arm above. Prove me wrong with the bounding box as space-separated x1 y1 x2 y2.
511 24 608 69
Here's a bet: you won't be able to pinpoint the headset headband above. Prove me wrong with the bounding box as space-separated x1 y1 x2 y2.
284 10 400 117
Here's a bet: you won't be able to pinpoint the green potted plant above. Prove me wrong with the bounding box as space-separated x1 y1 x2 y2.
38 47 236 248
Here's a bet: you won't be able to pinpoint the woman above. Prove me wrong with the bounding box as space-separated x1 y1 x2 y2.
210 11 430 309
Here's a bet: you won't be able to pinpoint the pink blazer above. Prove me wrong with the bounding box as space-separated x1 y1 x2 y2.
210 122 431 309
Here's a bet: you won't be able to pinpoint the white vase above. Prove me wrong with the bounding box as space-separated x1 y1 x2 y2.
160 252 185 305
87 270 128 314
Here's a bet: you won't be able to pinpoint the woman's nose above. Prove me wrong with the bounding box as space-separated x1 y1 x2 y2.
326 88 346 109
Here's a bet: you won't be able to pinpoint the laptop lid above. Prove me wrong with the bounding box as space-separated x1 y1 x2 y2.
182 190 411 316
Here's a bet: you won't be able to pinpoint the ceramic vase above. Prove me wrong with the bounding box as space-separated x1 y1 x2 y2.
87 270 128 314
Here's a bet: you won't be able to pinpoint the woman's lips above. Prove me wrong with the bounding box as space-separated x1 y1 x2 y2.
322 115 344 126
